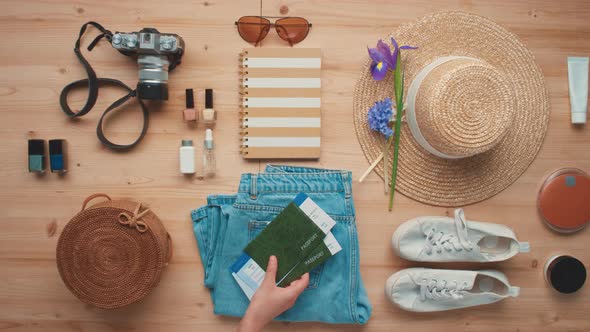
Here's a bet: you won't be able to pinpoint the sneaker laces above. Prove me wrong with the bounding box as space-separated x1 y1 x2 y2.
419 278 469 301
424 209 474 255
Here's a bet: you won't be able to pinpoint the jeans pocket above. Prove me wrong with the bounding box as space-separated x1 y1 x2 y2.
247 220 324 290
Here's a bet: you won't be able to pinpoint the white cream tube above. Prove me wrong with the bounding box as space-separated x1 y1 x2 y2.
567 56 589 124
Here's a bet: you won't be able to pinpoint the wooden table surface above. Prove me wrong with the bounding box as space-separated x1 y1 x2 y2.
1 0 589 331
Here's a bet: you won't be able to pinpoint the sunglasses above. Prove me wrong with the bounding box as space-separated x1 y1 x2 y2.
235 16 312 46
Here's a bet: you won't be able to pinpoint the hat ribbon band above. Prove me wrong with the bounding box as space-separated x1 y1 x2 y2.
406 56 478 159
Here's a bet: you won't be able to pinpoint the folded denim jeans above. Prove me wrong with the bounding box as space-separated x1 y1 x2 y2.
191 165 372 324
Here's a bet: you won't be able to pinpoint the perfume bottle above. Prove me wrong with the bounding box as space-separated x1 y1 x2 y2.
203 129 216 176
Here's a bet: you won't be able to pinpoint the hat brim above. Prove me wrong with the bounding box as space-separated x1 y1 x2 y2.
353 11 550 207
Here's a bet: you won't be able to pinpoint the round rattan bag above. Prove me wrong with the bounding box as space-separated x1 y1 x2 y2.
56 193 172 309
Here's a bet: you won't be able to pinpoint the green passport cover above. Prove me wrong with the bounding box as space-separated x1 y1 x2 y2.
243 202 333 287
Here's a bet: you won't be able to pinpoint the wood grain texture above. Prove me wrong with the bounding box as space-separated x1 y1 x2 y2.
1 0 589 331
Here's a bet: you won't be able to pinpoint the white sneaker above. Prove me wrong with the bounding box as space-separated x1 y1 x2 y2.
392 209 530 262
385 268 520 312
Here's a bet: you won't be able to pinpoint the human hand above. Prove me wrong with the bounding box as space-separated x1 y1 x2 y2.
237 255 309 332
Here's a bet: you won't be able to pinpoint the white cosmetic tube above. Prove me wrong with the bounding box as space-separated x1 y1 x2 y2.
567 56 589 124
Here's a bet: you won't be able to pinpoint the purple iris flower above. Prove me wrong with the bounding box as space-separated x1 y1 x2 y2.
368 37 417 80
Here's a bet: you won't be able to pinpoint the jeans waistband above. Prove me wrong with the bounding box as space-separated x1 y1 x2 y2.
238 165 352 198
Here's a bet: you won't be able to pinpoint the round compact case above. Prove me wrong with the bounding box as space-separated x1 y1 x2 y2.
538 168 590 233
56 193 172 309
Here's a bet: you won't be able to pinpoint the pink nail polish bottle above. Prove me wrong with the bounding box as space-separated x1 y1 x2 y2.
183 88 198 122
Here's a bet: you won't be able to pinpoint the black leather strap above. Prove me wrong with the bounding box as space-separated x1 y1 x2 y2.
59 21 149 150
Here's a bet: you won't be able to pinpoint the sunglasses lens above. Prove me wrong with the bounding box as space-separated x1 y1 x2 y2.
237 16 270 44
275 17 310 44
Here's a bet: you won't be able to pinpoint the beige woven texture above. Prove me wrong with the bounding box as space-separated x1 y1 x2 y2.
56 196 171 309
415 58 516 157
353 11 550 206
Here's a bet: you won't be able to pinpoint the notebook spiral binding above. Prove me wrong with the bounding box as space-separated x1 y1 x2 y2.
239 50 249 156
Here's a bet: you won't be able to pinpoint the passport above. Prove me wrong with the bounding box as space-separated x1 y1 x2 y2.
230 193 341 299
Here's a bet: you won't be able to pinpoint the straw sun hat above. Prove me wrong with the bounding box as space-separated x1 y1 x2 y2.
353 11 550 207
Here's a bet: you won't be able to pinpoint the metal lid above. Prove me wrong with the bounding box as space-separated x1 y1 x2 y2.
181 139 193 147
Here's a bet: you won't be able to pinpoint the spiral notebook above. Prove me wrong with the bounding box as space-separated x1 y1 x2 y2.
239 48 322 159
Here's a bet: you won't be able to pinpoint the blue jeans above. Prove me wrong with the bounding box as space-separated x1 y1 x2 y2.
191 165 372 324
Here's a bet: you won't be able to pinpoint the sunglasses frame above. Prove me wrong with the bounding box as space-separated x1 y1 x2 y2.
235 16 312 46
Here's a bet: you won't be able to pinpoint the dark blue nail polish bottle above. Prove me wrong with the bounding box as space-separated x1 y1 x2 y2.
49 139 67 174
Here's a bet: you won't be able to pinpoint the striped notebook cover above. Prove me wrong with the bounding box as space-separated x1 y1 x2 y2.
240 48 321 159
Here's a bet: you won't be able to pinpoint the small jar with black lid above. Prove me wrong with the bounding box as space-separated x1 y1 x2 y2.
544 255 586 294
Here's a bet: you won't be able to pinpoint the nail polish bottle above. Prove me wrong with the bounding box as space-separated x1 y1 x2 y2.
202 89 216 126
183 89 198 122
28 139 45 173
179 140 195 174
49 139 67 174
203 129 216 177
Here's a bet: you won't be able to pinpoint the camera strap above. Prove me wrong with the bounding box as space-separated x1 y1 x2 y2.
59 21 149 150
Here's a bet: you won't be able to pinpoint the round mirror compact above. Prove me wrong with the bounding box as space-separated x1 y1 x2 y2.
537 168 590 233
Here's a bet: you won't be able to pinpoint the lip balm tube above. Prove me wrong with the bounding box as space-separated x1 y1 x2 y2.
567 56 589 124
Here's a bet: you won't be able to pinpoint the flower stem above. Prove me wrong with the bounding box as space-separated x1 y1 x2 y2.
388 99 403 211
383 135 394 193
389 52 405 211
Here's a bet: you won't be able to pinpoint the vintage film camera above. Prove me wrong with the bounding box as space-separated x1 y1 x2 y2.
111 28 185 100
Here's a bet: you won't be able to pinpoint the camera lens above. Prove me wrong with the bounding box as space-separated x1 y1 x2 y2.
137 55 169 100
137 82 168 100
